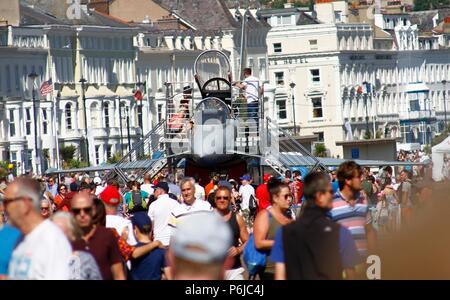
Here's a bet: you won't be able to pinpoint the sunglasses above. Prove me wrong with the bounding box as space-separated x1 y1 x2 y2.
215 196 230 200
71 207 93 215
3 196 25 207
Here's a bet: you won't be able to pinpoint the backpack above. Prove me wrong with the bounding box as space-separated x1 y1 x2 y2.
249 194 258 217
127 191 148 213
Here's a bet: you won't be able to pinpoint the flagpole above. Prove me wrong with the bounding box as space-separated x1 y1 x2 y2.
53 93 61 170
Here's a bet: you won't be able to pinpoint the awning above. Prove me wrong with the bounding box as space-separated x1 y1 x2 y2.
405 82 429 93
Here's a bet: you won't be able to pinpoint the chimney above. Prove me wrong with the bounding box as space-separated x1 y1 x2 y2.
0 0 20 26
315 0 335 24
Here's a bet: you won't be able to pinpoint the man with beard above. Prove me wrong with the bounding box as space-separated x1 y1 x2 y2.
271 172 360 280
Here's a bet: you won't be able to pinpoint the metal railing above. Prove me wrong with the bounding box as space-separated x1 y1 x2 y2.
105 119 168 185
263 117 328 176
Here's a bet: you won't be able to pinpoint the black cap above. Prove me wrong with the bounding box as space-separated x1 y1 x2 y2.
155 182 169 193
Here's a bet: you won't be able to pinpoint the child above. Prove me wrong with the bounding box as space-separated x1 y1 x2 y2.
130 212 170 280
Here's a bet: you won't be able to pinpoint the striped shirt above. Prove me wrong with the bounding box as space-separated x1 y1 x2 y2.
329 190 371 257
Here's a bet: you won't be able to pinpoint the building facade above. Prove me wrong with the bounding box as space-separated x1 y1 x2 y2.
262 1 450 157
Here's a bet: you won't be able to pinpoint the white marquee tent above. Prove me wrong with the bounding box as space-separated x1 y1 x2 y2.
432 135 450 181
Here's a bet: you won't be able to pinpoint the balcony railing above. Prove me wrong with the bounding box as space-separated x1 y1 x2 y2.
399 110 436 120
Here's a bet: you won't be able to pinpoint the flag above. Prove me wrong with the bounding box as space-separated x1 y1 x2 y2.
134 90 143 101
40 78 53 97
356 86 363 94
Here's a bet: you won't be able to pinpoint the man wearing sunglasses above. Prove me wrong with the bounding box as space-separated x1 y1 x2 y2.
6 177 72 280
71 193 125 280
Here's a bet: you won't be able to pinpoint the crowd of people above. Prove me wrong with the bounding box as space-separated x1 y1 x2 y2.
0 159 436 280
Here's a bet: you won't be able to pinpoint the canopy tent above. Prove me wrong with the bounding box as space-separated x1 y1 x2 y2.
432 135 450 181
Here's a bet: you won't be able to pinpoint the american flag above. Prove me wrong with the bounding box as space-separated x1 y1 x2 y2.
40 78 53 97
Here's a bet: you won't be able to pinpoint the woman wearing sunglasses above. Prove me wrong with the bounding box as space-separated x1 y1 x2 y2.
54 184 69 212
214 186 248 280
253 180 294 280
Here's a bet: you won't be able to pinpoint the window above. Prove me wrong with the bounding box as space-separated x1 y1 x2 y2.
275 72 284 85
334 11 343 22
65 103 72 130
277 99 287 119
14 65 20 91
309 40 318 51
410 100 420 111
312 97 323 118
26 150 33 171
104 102 110 128
42 109 48 134
314 131 325 142
258 58 267 81
157 104 163 122
9 109 15 137
273 43 282 53
25 108 32 135
106 145 112 160
248 58 254 69
6 65 11 92
95 145 100 165
10 151 17 163
310 69 320 84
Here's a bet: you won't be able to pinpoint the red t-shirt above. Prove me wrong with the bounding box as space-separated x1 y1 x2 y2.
256 183 270 214
72 225 123 280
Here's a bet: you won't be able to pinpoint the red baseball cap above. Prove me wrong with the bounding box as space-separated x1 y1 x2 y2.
263 174 272 183
99 186 121 206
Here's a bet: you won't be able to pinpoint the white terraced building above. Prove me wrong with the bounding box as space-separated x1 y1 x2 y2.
0 0 270 175
261 1 450 157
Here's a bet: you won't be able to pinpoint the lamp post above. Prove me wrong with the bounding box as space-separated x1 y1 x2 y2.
362 81 370 138
79 78 89 166
125 105 132 152
136 81 145 139
289 82 297 136
118 97 124 157
443 80 448 129
28 71 40 175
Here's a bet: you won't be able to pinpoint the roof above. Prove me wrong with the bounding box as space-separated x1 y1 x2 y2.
152 0 269 31
19 0 132 27
297 12 320 25
373 25 393 39
261 153 426 167
153 0 239 30
336 138 399 146
258 7 307 16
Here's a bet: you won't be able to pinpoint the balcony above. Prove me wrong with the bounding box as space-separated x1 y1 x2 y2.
89 127 142 139
399 110 436 120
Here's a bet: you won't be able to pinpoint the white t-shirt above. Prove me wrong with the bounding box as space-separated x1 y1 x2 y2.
168 199 213 229
95 185 105 196
195 183 206 201
243 75 260 103
8 219 72 280
140 183 154 196
239 184 255 210
148 194 181 246
106 215 137 246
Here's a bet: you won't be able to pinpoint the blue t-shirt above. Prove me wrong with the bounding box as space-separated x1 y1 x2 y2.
270 225 361 269
130 243 166 280
0 224 22 275
332 181 340 194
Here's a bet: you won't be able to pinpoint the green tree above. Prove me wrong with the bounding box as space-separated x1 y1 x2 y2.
414 0 449 10
60 145 77 163
107 152 122 164
314 143 328 158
